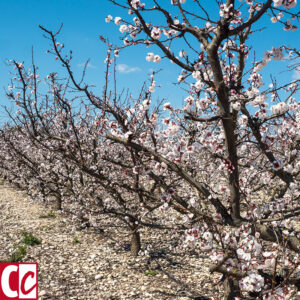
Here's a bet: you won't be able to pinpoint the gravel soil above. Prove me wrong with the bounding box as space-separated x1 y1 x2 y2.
0 184 223 300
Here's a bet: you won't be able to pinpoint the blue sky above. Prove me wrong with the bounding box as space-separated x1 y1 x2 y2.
0 0 299 122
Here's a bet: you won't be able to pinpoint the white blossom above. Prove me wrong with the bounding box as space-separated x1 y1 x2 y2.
105 15 113 23
240 273 264 292
151 27 162 40
114 17 122 25
119 24 128 33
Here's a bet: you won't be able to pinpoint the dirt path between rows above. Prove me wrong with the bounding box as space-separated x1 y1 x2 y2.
0 184 221 299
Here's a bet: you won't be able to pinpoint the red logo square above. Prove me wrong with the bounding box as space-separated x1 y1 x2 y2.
0 263 38 299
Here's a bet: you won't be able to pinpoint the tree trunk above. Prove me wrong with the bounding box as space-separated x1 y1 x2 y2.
55 195 62 210
224 277 241 300
130 229 141 257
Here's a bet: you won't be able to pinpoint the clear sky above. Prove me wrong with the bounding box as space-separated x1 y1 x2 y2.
0 0 299 122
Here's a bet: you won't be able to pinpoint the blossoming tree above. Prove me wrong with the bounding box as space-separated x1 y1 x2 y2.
101 0 300 297
1 0 300 298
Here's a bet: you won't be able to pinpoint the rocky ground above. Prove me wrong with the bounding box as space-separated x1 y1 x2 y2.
0 183 222 300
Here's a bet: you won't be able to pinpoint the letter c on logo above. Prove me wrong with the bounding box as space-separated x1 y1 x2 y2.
20 271 37 295
1 265 18 298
